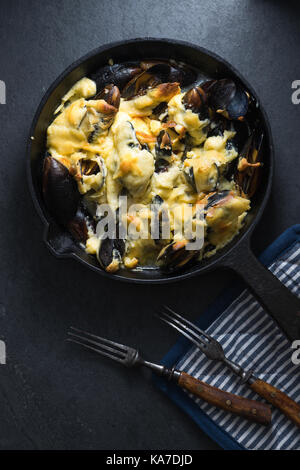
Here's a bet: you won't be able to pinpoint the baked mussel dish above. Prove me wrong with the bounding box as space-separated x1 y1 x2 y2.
42 60 263 274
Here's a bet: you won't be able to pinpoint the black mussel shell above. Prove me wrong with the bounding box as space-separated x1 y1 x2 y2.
122 65 165 99
157 240 198 272
97 238 115 269
140 60 197 88
155 159 170 173
184 166 197 192
229 119 251 153
114 238 125 256
169 64 197 88
67 206 89 243
200 80 217 94
155 130 172 159
42 156 80 226
152 195 164 205
141 63 171 82
122 61 197 100
207 120 227 138
208 79 249 120
182 86 208 120
82 193 98 219
223 158 238 181
151 102 168 120
205 190 230 210
94 83 121 109
235 129 264 197
209 79 235 111
97 237 124 271
91 63 141 92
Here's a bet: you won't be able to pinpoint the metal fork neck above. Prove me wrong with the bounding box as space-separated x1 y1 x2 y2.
223 358 254 384
141 360 180 381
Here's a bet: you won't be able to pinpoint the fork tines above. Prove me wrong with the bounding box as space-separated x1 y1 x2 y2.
67 327 128 364
158 305 212 352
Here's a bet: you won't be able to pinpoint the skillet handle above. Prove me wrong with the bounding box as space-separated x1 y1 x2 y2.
221 241 300 342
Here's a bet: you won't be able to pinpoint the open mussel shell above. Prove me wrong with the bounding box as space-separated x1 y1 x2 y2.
155 130 172 160
94 83 121 109
97 237 125 273
121 64 170 99
91 63 141 92
206 117 231 138
140 60 197 87
157 240 199 271
80 159 100 176
155 130 173 173
183 166 197 192
155 159 170 173
151 102 169 121
121 70 156 99
42 156 80 226
182 86 209 120
208 79 249 120
122 61 197 100
67 206 90 243
235 129 264 197
204 190 230 210
76 156 107 192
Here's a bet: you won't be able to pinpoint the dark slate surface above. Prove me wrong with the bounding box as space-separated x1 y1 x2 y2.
0 0 299 450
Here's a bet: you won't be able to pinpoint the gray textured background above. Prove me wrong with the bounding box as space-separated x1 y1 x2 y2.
0 0 299 450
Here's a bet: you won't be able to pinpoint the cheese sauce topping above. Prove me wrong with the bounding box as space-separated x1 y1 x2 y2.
46 76 251 271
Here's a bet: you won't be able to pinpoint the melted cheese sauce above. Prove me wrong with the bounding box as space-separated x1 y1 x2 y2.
46 77 251 269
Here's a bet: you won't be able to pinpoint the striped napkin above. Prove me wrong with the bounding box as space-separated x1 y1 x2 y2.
154 226 300 450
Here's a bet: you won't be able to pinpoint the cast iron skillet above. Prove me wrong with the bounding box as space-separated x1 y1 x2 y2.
27 38 300 341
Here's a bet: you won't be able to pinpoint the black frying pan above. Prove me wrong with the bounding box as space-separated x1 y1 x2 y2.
27 38 300 341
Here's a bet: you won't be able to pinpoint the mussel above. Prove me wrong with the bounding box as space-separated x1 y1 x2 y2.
87 85 120 143
43 155 93 244
140 60 197 87
97 237 125 273
184 160 219 193
151 102 169 121
94 83 121 108
75 156 106 193
155 159 170 173
155 130 172 173
204 190 250 248
157 239 199 271
122 64 166 100
122 61 189 100
151 195 166 244
206 117 231 138
235 129 264 197
207 79 249 121
182 86 209 120
91 63 142 93
67 205 90 243
183 165 196 191
42 155 80 226
204 190 230 210
155 130 172 160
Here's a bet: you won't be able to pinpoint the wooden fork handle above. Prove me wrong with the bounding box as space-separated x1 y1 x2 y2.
250 378 300 427
178 372 271 425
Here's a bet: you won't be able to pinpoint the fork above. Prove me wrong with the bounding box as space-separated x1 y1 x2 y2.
158 306 300 427
67 326 271 425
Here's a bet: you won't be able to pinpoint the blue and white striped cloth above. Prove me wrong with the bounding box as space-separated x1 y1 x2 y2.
176 242 300 450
